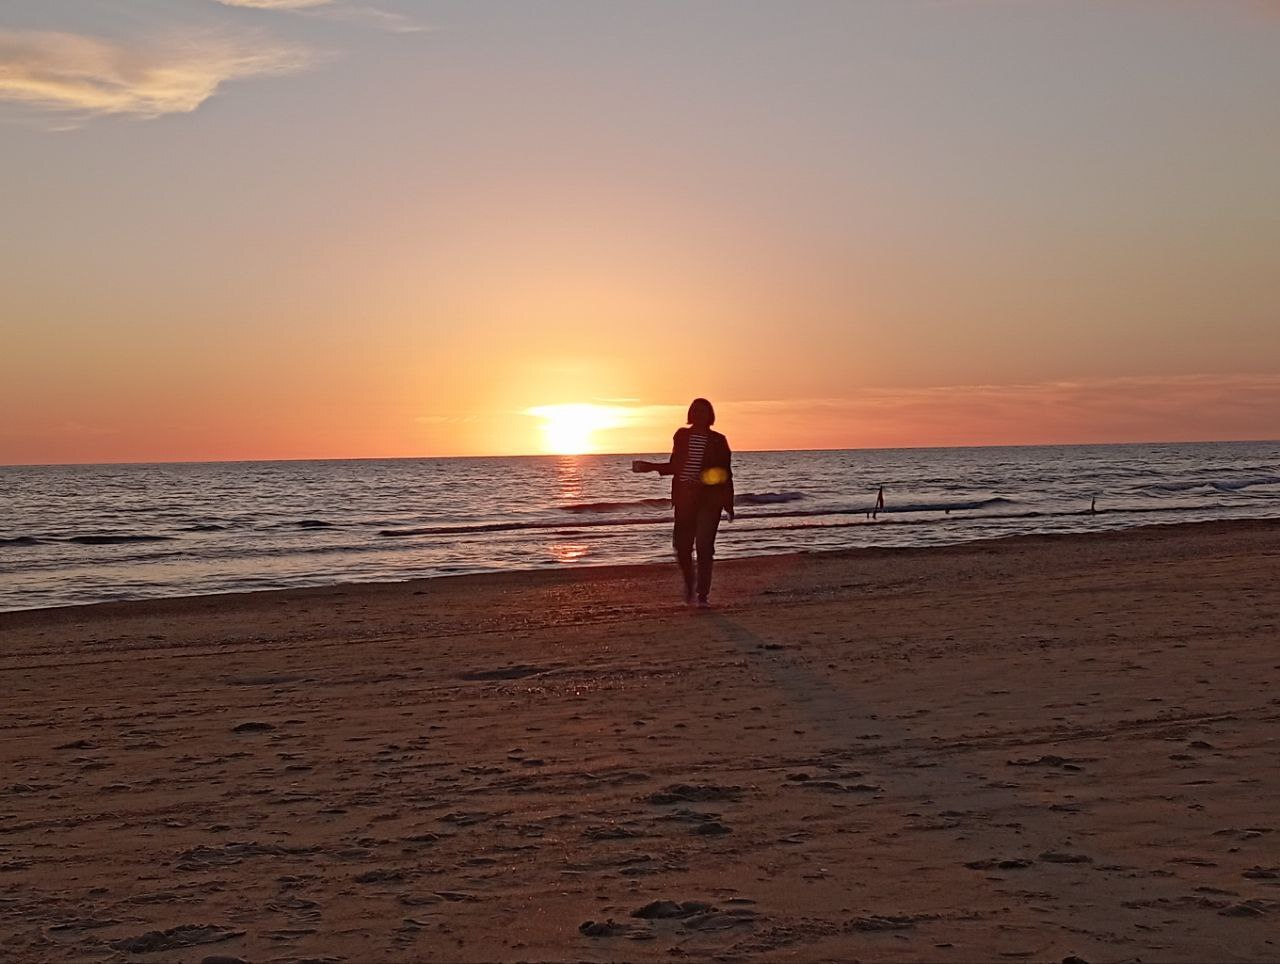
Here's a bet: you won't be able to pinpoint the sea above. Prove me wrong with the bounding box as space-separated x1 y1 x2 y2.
2 440 1278 612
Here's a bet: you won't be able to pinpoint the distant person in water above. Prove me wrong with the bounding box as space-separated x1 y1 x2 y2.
632 398 734 608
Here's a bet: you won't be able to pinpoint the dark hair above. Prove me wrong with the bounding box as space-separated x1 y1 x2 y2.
687 397 715 426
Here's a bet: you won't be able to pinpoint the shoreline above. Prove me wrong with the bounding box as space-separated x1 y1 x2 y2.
3 516 1279 961
3 514 1279 622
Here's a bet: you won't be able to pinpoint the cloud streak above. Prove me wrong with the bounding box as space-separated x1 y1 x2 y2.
215 0 426 33
714 374 1280 449
214 1 333 8
506 375 1280 453
0 28 318 121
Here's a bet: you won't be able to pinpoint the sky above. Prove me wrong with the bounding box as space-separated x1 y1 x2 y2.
1 0 1278 463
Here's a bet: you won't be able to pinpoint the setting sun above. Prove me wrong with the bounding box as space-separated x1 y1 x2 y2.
525 403 627 455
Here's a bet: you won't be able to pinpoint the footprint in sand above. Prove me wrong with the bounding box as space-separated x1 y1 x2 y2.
848 914 917 932
964 858 1034 870
691 821 731 836
1242 866 1279 879
629 899 757 931
1039 851 1092 864
643 784 743 805
1219 900 1277 917
632 900 715 919
109 924 244 953
578 918 648 938
231 721 276 733
793 779 881 794
583 823 646 841
1006 755 1086 771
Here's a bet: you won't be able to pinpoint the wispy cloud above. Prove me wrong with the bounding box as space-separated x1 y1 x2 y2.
0 28 319 123
215 0 427 33
315 6 427 34
714 374 1280 448
214 0 333 8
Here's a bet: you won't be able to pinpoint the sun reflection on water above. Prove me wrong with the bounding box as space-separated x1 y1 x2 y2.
549 542 590 563
555 455 584 503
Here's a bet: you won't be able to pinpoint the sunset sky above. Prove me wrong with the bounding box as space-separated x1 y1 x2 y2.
2 1 1278 463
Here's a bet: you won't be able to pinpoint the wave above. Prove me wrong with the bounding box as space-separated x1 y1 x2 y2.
736 491 805 505
1146 475 1280 494
296 520 335 528
382 516 670 537
1211 475 1280 492
1145 480 1204 493
561 498 671 513
747 496 1020 520
380 497 1021 538
560 491 808 513
728 500 1252 536
66 534 175 545
180 523 227 532
375 498 1247 541
881 496 1017 514
0 536 41 547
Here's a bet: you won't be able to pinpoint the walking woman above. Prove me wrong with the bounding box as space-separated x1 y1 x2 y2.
633 398 734 607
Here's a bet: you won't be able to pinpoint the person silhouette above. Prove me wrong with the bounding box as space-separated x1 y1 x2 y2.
632 398 734 607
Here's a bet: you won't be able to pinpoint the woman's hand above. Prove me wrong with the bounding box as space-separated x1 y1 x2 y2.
631 460 653 473
725 507 735 522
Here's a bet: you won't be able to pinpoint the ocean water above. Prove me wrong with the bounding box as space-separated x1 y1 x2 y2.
1 441 1278 612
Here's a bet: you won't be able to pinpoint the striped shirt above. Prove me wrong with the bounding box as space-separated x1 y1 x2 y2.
679 431 709 483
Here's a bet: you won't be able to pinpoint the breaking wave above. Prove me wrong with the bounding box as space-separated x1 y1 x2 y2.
560 491 808 512
1146 475 1280 494
735 491 805 505
560 498 671 513
66 534 175 545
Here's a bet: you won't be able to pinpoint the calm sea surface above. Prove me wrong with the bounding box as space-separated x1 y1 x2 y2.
2 441 1278 612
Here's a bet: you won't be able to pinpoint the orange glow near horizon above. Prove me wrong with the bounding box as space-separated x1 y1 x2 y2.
2 374 1279 465
525 404 630 455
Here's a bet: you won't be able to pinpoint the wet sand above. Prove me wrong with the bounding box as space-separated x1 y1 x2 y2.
2 519 1279 963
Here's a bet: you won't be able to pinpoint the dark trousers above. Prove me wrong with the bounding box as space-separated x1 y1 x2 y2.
673 483 722 598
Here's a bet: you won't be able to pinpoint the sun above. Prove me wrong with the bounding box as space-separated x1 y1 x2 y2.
525 403 624 455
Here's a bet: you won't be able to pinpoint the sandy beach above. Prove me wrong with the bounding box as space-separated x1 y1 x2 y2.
2 519 1278 963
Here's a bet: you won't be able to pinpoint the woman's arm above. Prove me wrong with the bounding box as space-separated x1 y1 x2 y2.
633 432 682 474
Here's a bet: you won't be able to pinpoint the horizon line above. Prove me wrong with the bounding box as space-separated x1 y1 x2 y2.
3 436 1277 470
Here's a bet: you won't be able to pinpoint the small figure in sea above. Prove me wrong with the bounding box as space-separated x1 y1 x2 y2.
1090 496 1097 515
872 485 885 520
632 398 734 608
